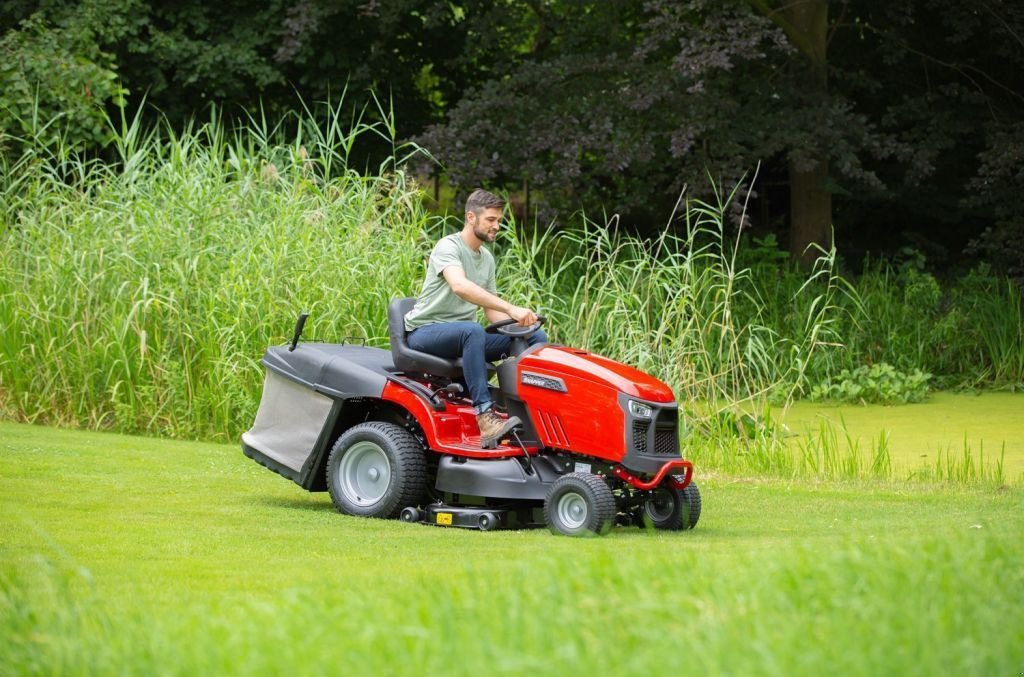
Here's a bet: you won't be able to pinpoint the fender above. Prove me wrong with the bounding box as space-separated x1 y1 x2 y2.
381 381 538 458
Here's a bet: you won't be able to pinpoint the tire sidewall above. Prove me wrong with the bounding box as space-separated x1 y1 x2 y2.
642 486 685 531
544 473 615 537
327 423 422 519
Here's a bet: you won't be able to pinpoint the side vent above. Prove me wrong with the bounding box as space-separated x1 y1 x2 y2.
535 409 570 448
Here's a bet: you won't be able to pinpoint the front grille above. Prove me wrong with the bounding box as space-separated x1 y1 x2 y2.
654 429 678 455
632 420 649 454
628 404 680 457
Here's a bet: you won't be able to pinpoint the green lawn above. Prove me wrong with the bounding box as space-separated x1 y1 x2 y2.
2 420 1023 675
784 392 1024 481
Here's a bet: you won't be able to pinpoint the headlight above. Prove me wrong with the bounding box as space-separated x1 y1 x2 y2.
628 400 653 419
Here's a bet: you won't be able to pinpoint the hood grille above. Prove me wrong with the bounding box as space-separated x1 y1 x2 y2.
630 406 679 457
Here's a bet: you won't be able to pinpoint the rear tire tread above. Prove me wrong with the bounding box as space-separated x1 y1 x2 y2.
327 421 427 519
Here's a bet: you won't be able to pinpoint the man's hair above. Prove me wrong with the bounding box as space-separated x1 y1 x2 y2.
465 189 505 216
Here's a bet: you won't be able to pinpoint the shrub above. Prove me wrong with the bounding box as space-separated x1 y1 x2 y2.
809 363 932 404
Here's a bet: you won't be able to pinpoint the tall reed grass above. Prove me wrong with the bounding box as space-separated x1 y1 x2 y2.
1 100 437 439
1 102 851 442
1 100 1020 468
497 183 851 413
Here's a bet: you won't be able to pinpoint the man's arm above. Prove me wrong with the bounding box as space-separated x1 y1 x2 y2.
442 266 538 326
483 306 512 324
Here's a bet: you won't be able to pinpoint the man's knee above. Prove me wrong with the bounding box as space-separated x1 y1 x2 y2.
529 329 549 345
461 323 486 344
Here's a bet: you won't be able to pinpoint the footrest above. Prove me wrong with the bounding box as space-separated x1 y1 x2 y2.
402 504 506 531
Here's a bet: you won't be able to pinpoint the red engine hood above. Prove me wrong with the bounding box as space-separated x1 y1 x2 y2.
518 345 675 403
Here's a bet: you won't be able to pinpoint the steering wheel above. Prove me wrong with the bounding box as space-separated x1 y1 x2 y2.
484 316 547 338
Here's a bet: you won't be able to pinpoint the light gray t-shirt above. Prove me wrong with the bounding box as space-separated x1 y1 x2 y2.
404 233 497 331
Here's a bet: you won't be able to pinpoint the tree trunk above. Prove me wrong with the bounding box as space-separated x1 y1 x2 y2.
789 160 832 264
784 0 832 266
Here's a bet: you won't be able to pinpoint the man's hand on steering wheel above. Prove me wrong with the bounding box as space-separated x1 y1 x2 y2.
484 311 546 337
508 305 538 327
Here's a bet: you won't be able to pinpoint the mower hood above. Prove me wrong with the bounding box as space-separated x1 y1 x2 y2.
517 345 675 402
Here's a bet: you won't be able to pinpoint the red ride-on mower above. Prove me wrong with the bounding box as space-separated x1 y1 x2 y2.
241 299 700 536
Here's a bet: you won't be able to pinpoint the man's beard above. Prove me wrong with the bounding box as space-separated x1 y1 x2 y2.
473 227 494 242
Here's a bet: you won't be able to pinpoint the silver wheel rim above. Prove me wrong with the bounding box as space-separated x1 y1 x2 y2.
338 441 391 506
644 489 676 522
556 492 589 530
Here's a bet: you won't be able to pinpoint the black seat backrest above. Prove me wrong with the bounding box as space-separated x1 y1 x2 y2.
387 297 463 378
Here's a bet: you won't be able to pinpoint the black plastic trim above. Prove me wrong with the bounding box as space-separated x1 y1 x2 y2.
242 443 302 484
385 374 446 411
297 399 345 490
435 456 562 500
520 371 567 392
617 392 683 474
262 344 391 399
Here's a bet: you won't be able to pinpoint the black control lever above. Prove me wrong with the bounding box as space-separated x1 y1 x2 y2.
427 382 463 408
289 312 309 351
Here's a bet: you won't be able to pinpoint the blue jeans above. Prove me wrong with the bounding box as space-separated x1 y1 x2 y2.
407 322 548 413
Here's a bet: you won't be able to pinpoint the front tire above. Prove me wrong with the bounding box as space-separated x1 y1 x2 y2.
544 472 616 537
327 422 426 519
642 478 701 531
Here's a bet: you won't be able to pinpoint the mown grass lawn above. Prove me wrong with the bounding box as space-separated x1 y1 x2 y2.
2 420 1022 675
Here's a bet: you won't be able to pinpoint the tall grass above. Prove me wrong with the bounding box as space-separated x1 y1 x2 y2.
833 261 1024 390
499 184 851 414
1 101 1020 455
1 105 851 441
0 99 438 439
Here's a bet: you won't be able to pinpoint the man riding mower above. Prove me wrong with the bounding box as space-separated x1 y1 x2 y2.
241 190 700 536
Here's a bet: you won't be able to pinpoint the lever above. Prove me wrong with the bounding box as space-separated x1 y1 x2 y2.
289 312 309 351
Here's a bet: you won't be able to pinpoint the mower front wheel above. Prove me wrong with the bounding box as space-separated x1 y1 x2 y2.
544 472 616 537
642 479 701 531
327 422 427 519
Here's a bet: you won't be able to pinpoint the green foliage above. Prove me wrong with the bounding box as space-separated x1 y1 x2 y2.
0 97 435 440
1 0 479 153
3 0 1023 269
0 14 126 154
0 109 855 440
1 102 1021 446
835 257 1024 390
809 363 932 404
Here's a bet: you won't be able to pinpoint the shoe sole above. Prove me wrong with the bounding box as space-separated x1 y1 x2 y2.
480 416 522 450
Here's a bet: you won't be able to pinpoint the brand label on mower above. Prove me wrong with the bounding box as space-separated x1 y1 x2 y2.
521 371 568 392
574 462 592 474
436 513 453 526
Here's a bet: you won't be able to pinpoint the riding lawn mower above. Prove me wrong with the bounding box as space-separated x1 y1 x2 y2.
241 299 700 536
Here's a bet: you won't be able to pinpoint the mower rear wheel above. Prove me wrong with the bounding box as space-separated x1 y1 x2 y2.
327 422 426 519
543 472 616 537
642 479 701 531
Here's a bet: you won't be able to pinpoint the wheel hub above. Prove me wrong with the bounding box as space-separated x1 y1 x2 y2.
338 441 392 506
556 492 589 529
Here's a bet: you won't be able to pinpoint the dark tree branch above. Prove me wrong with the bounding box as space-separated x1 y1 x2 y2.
864 23 1024 116
746 0 816 60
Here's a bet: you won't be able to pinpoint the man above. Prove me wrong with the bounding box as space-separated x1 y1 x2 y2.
404 189 547 447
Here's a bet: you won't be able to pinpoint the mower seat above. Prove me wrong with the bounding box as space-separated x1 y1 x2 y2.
388 297 463 379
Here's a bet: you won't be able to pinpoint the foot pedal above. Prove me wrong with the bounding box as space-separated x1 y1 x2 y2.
479 417 522 450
